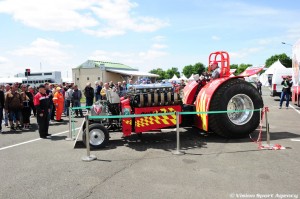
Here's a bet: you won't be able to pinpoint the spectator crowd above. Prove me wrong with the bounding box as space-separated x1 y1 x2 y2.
0 82 82 134
0 79 186 136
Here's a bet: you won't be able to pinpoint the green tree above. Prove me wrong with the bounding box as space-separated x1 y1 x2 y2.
149 68 167 80
166 67 180 79
230 64 238 69
235 63 252 75
182 64 194 78
265 53 292 68
193 62 206 75
182 62 206 77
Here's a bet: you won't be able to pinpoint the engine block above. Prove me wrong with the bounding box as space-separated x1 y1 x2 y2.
129 83 181 108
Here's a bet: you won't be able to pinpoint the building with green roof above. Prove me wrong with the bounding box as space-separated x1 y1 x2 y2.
72 60 158 89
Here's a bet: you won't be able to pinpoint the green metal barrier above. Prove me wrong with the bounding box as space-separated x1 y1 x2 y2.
69 105 261 140
68 106 92 139
87 109 260 119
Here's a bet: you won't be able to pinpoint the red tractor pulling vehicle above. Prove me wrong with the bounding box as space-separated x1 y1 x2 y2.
83 51 264 148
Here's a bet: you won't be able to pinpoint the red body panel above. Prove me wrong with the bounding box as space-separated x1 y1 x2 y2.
239 67 263 77
133 105 181 133
122 106 132 137
194 77 239 131
292 85 300 106
121 98 130 109
182 81 198 105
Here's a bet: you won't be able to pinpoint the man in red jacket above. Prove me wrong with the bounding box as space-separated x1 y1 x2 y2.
34 84 51 139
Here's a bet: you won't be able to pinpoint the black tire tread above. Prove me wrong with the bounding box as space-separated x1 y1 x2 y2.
208 78 263 138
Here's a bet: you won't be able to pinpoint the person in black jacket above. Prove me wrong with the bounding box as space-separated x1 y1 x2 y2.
45 83 54 123
279 76 293 109
84 82 94 107
0 87 4 133
34 84 51 139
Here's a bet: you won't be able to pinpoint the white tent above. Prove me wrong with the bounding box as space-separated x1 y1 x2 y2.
169 74 179 82
259 73 269 86
188 74 194 81
246 74 259 83
260 60 286 86
180 74 188 80
264 60 286 75
230 69 236 74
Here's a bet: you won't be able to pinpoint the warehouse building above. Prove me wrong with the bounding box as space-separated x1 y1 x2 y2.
72 60 158 89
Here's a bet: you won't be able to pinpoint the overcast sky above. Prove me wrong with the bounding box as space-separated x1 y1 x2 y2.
0 0 299 78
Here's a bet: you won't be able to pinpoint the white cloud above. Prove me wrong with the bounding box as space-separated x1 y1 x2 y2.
0 0 168 37
89 50 135 62
11 38 71 66
151 43 168 49
211 35 220 41
0 0 98 31
85 0 169 37
230 47 263 59
89 42 169 70
0 56 20 76
138 50 168 60
257 38 273 45
152 35 166 42
0 56 9 64
286 26 300 40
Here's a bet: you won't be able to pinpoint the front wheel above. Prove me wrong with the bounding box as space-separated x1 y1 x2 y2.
83 124 109 148
209 78 264 138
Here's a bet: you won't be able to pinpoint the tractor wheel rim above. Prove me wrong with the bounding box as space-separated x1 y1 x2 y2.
89 129 105 146
227 94 254 125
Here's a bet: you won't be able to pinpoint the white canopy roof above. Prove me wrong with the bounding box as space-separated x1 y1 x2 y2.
259 73 269 86
169 74 179 82
106 69 159 77
170 74 179 80
264 60 286 75
188 74 194 80
230 69 236 74
180 74 188 80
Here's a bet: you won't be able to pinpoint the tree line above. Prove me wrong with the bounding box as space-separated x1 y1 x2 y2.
149 53 292 80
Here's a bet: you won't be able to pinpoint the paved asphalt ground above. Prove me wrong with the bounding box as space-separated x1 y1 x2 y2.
0 87 300 199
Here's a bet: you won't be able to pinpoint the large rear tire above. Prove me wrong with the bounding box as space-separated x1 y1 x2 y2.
209 78 263 138
83 123 109 149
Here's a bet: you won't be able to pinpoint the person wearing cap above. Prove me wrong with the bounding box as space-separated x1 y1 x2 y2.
210 61 220 79
53 87 64 121
279 75 293 109
34 84 51 138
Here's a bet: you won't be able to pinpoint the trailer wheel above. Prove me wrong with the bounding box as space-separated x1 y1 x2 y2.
83 124 109 148
209 78 263 138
